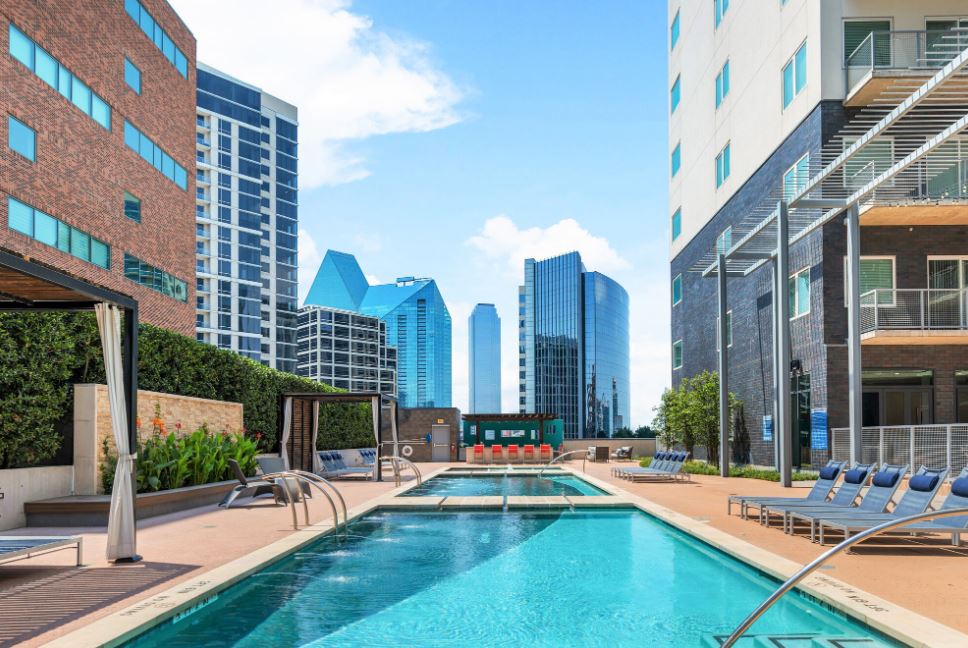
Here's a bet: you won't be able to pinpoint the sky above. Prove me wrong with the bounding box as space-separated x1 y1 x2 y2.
170 0 670 428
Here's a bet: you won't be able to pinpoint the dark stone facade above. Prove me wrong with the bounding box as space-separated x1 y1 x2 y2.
384 407 461 462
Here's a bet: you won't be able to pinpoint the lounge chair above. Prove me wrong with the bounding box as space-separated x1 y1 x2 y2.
612 451 667 477
319 451 373 479
221 459 287 508
816 465 950 544
0 536 83 567
727 460 846 519
774 463 908 538
627 452 690 482
611 446 633 461
523 444 536 463
759 463 877 531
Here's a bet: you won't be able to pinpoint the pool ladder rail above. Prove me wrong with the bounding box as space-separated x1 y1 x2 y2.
258 470 349 533
382 455 423 487
536 450 587 478
721 506 968 647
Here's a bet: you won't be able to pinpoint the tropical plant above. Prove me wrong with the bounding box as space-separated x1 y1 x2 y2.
651 370 739 467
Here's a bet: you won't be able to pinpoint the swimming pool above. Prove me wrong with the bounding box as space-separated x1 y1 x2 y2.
400 472 607 497
126 509 896 647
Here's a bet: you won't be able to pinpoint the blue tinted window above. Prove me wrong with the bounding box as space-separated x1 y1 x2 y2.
6 196 109 268
7 115 36 161
8 24 33 67
671 208 681 241
124 58 142 93
123 120 187 190
91 95 111 130
71 76 91 113
8 197 33 234
35 47 57 86
276 118 297 141
124 191 141 222
671 143 681 178
671 11 680 50
123 253 187 301
124 0 188 79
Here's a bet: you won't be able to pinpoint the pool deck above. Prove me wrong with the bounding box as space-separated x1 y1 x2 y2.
1 461 966 646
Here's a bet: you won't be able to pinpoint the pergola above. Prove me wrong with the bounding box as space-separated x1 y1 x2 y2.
695 37 968 485
0 249 139 560
278 391 398 481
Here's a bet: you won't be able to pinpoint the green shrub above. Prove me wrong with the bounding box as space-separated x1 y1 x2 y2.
638 457 818 482
1 312 374 467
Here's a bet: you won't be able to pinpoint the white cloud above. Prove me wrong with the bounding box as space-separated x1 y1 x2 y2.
297 228 323 303
169 0 464 187
466 215 630 278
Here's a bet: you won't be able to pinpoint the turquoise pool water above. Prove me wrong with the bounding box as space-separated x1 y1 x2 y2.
401 473 606 497
127 510 895 647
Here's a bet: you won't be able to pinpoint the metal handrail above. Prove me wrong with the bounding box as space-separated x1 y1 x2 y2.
381 456 423 486
537 450 587 477
261 471 341 532
285 470 348 531
722 506 968 647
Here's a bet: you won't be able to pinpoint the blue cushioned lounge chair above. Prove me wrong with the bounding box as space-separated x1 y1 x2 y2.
760 463 877 530
727 460 845 519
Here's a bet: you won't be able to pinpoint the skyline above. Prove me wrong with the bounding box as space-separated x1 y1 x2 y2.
170 0 667 427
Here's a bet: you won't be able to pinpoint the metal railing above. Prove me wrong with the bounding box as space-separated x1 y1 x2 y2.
826 425 968 475
382 455 422 487
722 506 968 647
846 28 968 96
860 288 968 333
260 470 345 532
537 450 587 477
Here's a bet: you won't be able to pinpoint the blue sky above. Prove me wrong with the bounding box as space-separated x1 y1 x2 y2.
172 0 670 426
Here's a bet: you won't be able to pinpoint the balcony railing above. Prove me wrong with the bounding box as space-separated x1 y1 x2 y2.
825 425 968 475
845 29 968 97
860 289 968 334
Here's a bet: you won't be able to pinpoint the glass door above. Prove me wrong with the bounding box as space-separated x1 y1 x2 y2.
791 373 811 468
927 258 967 328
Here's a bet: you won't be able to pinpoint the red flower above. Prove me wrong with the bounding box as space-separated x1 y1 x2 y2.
255 432 263 440
175 422 182 430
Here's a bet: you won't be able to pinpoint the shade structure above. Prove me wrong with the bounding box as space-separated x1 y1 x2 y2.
96 303 136 561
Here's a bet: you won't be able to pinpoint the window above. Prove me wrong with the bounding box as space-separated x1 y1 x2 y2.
789 267 811 318
124 57 141 94
671 142 681 178
715 142 731 187
715 60 730 107
124 120 187 189
716 227 732 255
123 253 188 302
671 208 682 241
671 75 681 114
672 274 682 305
782 41 807 109
843 20 891 65
714 0 729 27
123 0 188 78
672 340 683 369
783 153 810 200
671 10 680 50
7 116 35 161
124 191 141 222
717 311 733 350
844 257 895 305
6 195 109 268
7 23 110 130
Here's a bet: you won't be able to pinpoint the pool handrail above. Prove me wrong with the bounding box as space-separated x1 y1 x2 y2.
260 470 342 532
721 505 968 647
537 450 587 477
285 469 348 531
382 455 423 486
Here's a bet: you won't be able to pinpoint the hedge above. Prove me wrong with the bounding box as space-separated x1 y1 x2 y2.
0 312 374 468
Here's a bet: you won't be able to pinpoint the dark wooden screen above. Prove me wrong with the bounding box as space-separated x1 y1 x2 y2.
287 397 315 471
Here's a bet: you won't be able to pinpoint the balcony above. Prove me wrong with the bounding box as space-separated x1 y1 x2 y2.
860 288 968 344
845 29 968 106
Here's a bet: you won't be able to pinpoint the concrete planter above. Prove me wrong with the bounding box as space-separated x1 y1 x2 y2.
24 480 237 527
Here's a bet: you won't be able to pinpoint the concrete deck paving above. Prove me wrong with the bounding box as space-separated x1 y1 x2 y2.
1 460 966 646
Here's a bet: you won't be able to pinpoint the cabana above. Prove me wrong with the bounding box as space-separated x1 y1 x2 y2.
278 392 398 481
0 250 139 562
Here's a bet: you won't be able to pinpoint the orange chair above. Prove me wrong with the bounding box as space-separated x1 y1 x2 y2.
507 444 520 463
539 444 552 462
490 445 504 463
523 444 536 463
472 444 484 464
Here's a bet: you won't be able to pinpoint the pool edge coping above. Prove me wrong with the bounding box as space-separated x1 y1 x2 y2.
41 465 968 648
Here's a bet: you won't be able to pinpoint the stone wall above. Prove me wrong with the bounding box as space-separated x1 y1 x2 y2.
0 466 73 531
73 384 243 494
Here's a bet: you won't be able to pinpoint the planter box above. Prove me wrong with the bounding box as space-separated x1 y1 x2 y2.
24 480 237 527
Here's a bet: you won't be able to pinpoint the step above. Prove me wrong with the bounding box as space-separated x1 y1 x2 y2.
701 634 889 648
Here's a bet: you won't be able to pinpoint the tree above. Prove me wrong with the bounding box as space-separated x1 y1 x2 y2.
633 425 655 439
614 426 633 437
651 371 739 467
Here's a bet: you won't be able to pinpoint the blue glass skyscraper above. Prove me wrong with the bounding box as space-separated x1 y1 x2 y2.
305 251 452 408
469 304 501 412
519 252 629 438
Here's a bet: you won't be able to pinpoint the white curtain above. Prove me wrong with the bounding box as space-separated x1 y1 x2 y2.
371 396 380 479
281 397 293 470
390 400 400 457
311 400 321 473
95 303 136 561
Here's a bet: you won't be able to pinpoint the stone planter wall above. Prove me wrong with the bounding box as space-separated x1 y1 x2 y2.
73 384 243 495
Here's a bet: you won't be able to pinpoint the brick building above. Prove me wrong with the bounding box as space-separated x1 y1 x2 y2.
1 0 196 334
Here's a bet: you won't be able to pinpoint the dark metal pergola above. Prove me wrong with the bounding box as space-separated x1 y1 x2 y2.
0 249 140 560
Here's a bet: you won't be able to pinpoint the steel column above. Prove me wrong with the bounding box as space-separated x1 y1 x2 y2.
846 203 864 465
772 262 780 471
718 254 730 477
776 202 792 487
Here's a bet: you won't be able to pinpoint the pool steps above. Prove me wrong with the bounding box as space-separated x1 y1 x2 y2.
701 633 890 647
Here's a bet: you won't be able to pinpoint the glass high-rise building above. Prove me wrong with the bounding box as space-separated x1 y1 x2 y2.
469 303 501 412
194 63 298 373
304 250 452 407
519 252 630 439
